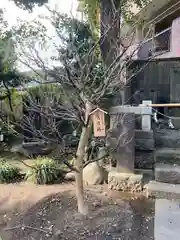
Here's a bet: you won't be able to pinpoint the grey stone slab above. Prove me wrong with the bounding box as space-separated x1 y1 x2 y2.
135 130 154 150
155 148 180 166
154 129 180 148
155 199 180 240
135 130 154 139
135 150 154 169
171 117 180 130
155 163 180 184
110 105 152 115
135 138 154 151
145 180 180 199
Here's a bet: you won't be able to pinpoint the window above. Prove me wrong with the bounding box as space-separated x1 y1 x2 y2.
154 8 180 52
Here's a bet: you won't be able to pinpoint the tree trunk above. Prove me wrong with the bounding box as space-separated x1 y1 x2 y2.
100 0 121 66
75 164 87 215
75 102 92 215
100 0 123 106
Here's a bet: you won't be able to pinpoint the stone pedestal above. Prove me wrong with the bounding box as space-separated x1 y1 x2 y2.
108 112 144 192
108 171 143 192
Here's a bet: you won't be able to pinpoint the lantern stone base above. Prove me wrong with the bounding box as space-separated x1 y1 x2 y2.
108 171 143 192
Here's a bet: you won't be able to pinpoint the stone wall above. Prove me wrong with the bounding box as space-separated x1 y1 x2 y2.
135 130 155 169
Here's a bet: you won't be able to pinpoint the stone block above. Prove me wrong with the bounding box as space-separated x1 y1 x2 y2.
135 130 154 139
171 117 180 130
141 101 151 130
155 148 180 165
154 129 180 148
155 163 180 184
135 151 154 169
145 180 180 199
135 138 154 151
135 130 154 151
110 105 152 115
108 171 143 192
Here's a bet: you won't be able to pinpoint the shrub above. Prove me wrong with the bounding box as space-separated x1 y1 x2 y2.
25 157 64 184
0 161 21 183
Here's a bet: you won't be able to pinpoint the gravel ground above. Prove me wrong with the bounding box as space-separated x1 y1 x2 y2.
0 183 154 240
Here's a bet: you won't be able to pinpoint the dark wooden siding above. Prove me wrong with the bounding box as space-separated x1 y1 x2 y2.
129 59 180 105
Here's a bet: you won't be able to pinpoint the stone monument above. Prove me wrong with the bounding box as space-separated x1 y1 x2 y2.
108 112 143 192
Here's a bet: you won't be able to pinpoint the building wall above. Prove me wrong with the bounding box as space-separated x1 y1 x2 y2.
129 59 180 105
137 17 180 59
123 0 180 60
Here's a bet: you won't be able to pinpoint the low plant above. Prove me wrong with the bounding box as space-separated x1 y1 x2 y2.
25 157 64 184
0 161 21 183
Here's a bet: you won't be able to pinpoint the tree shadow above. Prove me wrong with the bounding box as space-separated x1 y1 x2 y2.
0 190 76 240
0 186 155 240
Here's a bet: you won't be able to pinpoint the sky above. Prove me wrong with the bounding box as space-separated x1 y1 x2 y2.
0 0 80 71
0 0 79 26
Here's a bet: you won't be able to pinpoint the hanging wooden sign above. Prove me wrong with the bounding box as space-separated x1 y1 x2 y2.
89 108 107 137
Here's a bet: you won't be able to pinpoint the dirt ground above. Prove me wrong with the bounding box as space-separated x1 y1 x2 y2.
0 183 154 240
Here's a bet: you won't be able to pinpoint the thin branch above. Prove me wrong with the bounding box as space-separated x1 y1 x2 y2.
83 152 109 168
63 159 79 173
17 158 36 170
5 225 49 233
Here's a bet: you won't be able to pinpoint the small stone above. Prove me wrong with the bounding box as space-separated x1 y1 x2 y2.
93 201 101 208
65 172 75 181
55 230 62 236
83 163 108 185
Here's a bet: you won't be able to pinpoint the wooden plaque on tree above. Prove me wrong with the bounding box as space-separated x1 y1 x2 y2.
90 108 107 137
